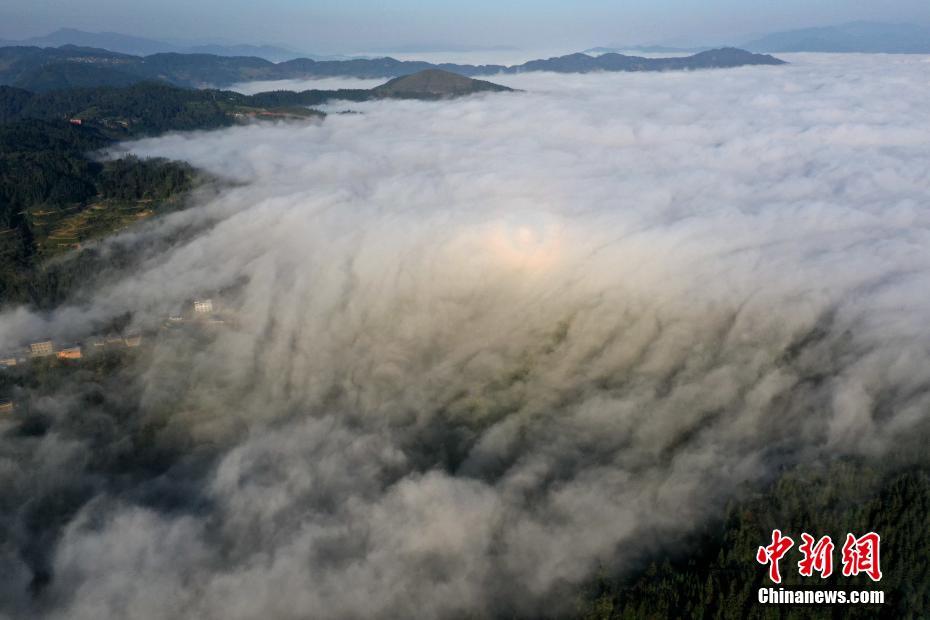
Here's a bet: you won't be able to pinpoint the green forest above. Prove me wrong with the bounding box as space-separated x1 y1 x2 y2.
0 80 321 308
0 117 197 307
575 457 930 619
0 80 380 309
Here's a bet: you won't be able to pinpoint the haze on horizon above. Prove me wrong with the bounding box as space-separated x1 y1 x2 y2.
2 0 930 55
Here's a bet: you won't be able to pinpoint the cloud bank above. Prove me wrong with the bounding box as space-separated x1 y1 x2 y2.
2 54 930 619
227 76 388 95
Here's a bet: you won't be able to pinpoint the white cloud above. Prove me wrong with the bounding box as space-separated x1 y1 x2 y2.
4 54 930 617
226 77 389 95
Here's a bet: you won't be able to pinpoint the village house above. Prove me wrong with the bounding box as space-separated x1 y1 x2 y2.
57 346 83 360
30 340 54 357
193 299 214 314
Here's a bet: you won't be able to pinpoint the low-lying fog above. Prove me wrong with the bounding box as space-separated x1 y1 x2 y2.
227 76 389 95
348 47 576 67
3 53 930 619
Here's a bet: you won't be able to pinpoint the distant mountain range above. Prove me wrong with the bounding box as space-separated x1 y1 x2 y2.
6 20 930 68
742 22 930 54
0 45 785 92
584 45 709 55
510 49 781 73
0 28 321 62
588 21 930 56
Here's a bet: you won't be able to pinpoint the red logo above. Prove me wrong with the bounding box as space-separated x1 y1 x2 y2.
758 530 881 583
798 533 834 578
841 532 882 582
757 529 794 584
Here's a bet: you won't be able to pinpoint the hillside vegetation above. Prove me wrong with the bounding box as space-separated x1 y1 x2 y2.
0 118 198 306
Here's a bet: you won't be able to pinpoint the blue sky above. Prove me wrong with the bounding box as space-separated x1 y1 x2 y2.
3 0 930 53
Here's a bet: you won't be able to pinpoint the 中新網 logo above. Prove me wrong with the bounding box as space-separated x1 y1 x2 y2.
756 530 882 583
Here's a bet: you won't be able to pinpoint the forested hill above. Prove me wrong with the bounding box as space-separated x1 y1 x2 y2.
0 82 324 139
578 457 930 618
0 70 510 138
371 69 513 97
0 45 785 91
0 117 198 307
0 81 256 307
2 84 227 135
0 71 514 307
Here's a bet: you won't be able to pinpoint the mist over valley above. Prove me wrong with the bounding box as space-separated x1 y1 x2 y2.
1 49 929 617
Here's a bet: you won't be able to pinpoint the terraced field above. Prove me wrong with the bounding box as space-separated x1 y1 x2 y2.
28 196 181 257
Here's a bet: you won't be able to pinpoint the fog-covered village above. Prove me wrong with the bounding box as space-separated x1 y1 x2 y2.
1 297 230 413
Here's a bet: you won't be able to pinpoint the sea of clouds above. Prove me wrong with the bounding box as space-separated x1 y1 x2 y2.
2 53 930 619
227 76 389 95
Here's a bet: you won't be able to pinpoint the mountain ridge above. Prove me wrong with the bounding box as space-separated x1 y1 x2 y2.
0 70 515 135
0 28 314 62
0 45 786 92
743 21 930 53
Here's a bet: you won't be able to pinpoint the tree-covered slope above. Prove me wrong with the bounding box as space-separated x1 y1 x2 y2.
0 118 197 307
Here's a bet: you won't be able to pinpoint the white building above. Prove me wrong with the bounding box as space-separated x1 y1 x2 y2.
30 340 54 357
